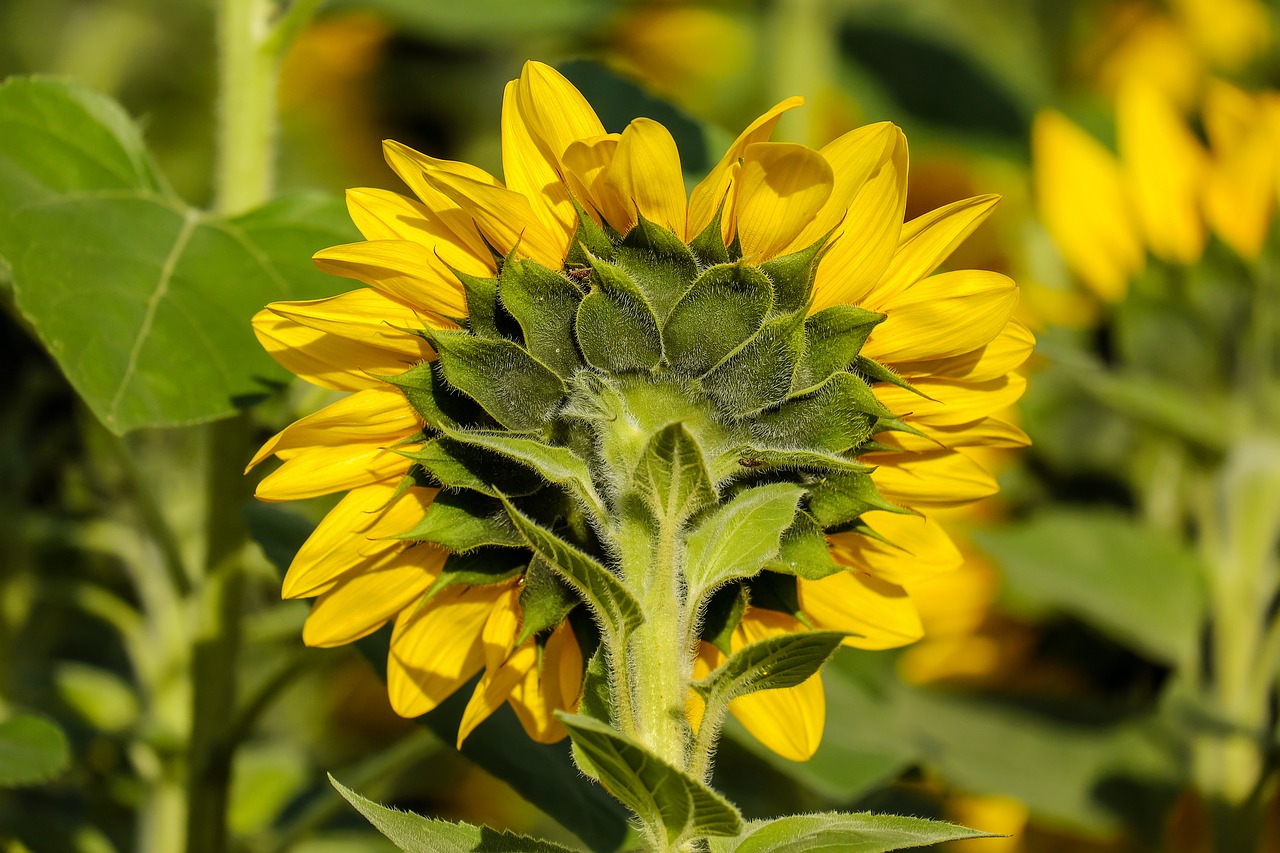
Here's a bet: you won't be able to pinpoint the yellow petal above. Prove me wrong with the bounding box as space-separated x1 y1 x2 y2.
732 142 834 261
253 308 416 392
874 374 1027 428
1118 79 1207 265
1203 84 1276 260
387 582 514 718
508 622 582 744
862 271 1019 364
345 188 495 278
873 194 1001 305
563 133 623 223
786 122 896 252
868 450 999 508
480 585 523 672
686 96 804 240
254 440 413 502
810 128 908 309
1032 111 1143 302
601 118 687 235
312 241 468 318
828 512 962 586
248 386 419 470
382 139 502 261
458 641 535 748
426 170 565 268
799 571 924 650
896 320 1034 383
727 610 825 761
516 61 608 176
501 80 577 261
302 551 445 648
875 417 1030 452
266 287 442 356
281 483 437 598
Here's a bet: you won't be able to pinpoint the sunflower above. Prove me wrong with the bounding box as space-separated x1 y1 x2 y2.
250 60 1030 762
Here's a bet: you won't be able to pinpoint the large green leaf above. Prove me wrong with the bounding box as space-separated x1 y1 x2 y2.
709 812 991 853
0 77 356 433
0 714 70 787
330 775 581 852
686 483 805 600
976 509 1206 666
557 714 742 845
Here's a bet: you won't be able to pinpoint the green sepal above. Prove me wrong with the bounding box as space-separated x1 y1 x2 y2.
686 483 805 602
329 775 579 853
566 198 617 265
710 812 996 853
703 310 807 416
769 512 845 581
688 198 730 268
617 212 700 320
452 267 503 339
391 490 523 552
575 251 664 373
433 429 609 524
578 644 614 727
634 422 718 526
700 584 749 657
421 330 566 432
855 356 920 395
381 361 488 431
497 493 644 644
747 571 808 625
757 235 827 314
424 548 527 603
556 713 743 845
748 373 878 453
710 445 872 485
517 556 579 646
797 305 886 387
806 470 909 530
692 630 845 702
662 263 773 375
498 258 587 378
400 438 542 497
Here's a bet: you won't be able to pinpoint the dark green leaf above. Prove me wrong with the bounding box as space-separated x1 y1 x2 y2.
714 812 992 853
757 236 826 314
686 483 805 599
806 470 906 530
769 513 845 580
392 491 523 552
704 311 807 416
701 585 750 656
976 509 1206 665
689 200 730 268
498 494 644 643
663 263 773 375
749 373 879 454
798 306 885 386
382 362 488 431
694 631 844 703
454 269 503 338
425 548 527 602
0 714 70 787
403 439 542 497
634 422 717 525
426 330 566 432
616 214 701 320
557 714 742 845
498 258 586 377
517 557 579 645
329 775 580 852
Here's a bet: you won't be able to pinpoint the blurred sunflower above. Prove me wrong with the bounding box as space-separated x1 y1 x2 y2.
250 61 1029 760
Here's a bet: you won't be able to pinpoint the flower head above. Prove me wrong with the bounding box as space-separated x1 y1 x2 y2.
251 61 1029 759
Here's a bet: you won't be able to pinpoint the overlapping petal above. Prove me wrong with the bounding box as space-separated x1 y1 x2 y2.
731 142 834 261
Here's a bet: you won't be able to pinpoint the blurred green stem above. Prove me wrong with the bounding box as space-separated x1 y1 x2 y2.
770 0 838 147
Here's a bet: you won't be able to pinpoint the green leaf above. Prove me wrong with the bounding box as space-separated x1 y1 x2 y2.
616 214 701 320
425 548 527 602
686 483 805 599
806 470 906 530
577 645 614 726
688 201 730 267
694 631 844 704
634 422 717 525
498 494 644 644
976 509 1206 666
517 557 579 645
662 263 772 375
0 78 356 434
748 373 877 454
0 714 70 787
713 812 992 853
329 775 580 852
53 662 139 734
769 513 845 581
704 311 807 416
455 269 504 338
403 439 542 497
498 258 587 378
382 362 488 431
573 250 665 374
392 491 523 552
426 330 566 432
556 713 742 845
701 584 750 656
711 446 871 485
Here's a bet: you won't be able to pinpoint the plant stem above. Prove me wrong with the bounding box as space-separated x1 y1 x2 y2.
770 0 838 146
215 0 278 216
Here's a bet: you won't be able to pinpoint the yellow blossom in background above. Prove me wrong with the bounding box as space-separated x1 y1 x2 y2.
250 60 1029 762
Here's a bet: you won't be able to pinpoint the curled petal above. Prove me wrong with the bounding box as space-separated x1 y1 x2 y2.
426 170 566 268
874 194 1001 305
602 118 687 235
896 320 1034 383
252 308 428 392
828 512 963 586
732 142 834 261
